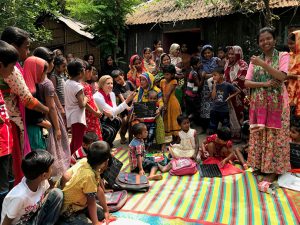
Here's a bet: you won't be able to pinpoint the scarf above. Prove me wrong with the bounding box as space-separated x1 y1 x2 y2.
288 30 300 76
99 89 113 107
201 45 218 73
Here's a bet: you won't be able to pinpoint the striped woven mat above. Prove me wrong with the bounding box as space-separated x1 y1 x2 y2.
113 148 300 225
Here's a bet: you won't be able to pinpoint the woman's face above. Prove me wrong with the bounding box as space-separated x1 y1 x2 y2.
144 50 151 60
162 55 171 66
134 59 142 70
227 49 236 63
102 78 113 93
287 39 296 53
258 31 276 53
203 49 213 60
155 41 162 49
15 38 30 61
140 76 149 89
88 56 94 65
107 56 113 66
172 46 180 57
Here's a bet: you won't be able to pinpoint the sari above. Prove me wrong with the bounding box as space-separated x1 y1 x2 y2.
127 55 147 87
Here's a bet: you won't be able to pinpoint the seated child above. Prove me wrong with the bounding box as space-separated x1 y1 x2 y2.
210 66 240 134
129 123 169 181
70 132 99 165
59 141 114 225
169 115 199 160
112 69 135 144
1 150 63 225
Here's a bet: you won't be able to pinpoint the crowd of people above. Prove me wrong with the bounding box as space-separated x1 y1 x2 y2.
0 25 299 225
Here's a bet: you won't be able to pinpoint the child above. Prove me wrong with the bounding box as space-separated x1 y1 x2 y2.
112 69 135 144
169 115 199 160
143 47 156 74
49 56 67 108
185 56 202 120
81 61 103 141
70 132 99 165
160 64 181 140
0 40 18 213
210 66 240 133
60 141 113 225
217 46 227 67
129 123 168 180
1 150 63 225
127 54 146 87
64 60 88 154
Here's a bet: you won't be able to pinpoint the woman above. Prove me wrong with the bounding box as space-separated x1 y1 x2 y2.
0 27 49 184
199 44 219 133
245 27 290 183
224 46 249 140
151 40 162 63
154 53 171 86
127 54 147 88
93 75 135 147
134 72 165 148
101 55 118 77
33 47 71 177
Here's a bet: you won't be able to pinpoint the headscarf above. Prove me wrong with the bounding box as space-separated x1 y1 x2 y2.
201 45 218 73
129 54 146 73
23 56 47 94
159 53 171 68
135 72 163 107
289 30 300 75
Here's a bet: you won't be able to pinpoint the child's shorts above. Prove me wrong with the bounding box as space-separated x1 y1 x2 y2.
132 157 158 173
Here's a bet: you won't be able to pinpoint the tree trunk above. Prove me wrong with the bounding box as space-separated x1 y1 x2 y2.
262 0 272 26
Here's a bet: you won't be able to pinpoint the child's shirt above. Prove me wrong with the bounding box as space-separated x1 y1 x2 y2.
113 80 135 100
170 128 196 158
186 69 199 97
70 146 88 166
0 91 13 157
64 80 86 128
212 81 236 112
1 177 50 225
129 137 145 171
61 158 99 216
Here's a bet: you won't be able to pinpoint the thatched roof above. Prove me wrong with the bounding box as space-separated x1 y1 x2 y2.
126 0 300 25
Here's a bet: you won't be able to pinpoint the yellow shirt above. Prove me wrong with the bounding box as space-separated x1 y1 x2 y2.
61 158 99 216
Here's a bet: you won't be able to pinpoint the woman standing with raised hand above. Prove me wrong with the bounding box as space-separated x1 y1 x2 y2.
245 27 290 183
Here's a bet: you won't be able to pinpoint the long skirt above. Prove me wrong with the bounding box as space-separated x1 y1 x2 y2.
101 117 122 147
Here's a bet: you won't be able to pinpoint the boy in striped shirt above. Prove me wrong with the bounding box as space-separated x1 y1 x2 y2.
70 132 98 165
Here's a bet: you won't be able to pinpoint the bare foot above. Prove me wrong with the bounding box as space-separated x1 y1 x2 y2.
148 174 163 180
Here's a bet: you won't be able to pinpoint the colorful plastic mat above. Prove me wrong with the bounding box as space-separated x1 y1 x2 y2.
113 148 299 225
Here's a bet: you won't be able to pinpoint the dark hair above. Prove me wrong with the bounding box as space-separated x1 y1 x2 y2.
162 64 176 75
257 27 276 44
190 56 200 67
0 40 19 66
288 32 296 42
217 46 227 53
83 132 99 144
67 59 84 78
84 53 95 62
153 40 161 46
143 47 152 54
1 26 29 47
291 118 300 132
212 66 225 75
111 69 124 78
54 56 66 67
132 123 147 136
216 127 231 141
177 114 189 125
87 141 111 167
22 150 54 180
32 47 54 64
82 60 92 71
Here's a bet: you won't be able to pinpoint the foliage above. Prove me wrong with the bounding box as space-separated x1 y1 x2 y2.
65 0 142 59
0 0 60 44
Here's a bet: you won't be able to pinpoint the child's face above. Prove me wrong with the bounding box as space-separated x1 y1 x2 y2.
139 126 148 139
203 49 213 60
114 75 125 86
162 55 171 66
227 49 235 63
0 62 16 78
41 165 53 181
181 119 190 132
288 39 296 53
140 76 149 89
85 69 92 81
212 72 222 83
290 127 300 141
95 159 109 175
217 50 225 59
144 50 152 60
56 60 67 73
164 72 173 81
148 93 158 102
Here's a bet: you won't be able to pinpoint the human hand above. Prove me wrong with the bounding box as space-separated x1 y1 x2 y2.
55 129 62 140
95 110 103 118
125 91 136 104
250 55 265 67
264 79 281 88
219 158 228 168
139 169 145 175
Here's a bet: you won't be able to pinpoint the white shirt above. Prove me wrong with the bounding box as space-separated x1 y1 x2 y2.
93 91 128 119
1 177 50 225
64 80 86 127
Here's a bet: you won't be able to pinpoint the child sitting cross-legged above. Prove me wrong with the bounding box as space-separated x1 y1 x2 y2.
1 150 63 225
129 123 169 181
59 141 114 225
70 131 99 166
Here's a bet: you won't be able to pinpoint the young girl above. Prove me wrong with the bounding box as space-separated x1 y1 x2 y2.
160 64 181 140
143 47 156 74
169 115 199 159
81 61 103 141
65 60 88 154
49 56 67 107
127 54 147 87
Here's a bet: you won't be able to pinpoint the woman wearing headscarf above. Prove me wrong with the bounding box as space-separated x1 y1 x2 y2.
286 30 300 120
199 45 219 133
224 46 249 140
127 54 147 88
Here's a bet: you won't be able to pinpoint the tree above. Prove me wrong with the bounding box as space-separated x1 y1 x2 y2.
66 0 141 59
0 0 60 44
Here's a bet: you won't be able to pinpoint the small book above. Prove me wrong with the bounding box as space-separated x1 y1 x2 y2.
105 191 123 205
